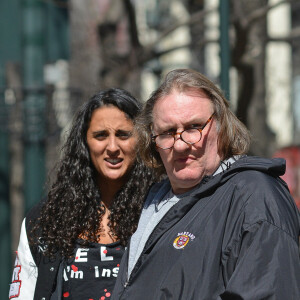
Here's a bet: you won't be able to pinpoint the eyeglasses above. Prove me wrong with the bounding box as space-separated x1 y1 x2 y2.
151 113 214 150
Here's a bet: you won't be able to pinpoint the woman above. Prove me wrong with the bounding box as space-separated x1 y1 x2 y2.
9 88 153 299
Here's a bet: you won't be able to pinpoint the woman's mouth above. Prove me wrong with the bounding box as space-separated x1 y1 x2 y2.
105 158 123 165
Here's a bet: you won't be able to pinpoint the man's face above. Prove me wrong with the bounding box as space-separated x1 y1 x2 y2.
152 89 221 194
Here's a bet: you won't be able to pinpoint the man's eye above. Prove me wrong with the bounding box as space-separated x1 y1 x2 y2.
163 132 175 136
163 129 176 135
189 124 202 129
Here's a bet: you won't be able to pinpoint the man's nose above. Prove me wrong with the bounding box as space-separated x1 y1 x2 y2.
173 133 189 151
174 132 181 140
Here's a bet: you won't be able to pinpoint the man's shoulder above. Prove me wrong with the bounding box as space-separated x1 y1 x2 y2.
231 168 278 186
150 178 170 193
225 168 300 240
226 156 286 191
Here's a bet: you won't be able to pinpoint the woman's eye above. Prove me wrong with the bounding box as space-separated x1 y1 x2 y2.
116 131 132 140
94 132 108 140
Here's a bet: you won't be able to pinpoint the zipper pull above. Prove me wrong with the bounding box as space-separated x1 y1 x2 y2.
124 270 129 288
124 280 129 288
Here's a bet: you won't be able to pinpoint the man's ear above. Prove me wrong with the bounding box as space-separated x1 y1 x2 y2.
151 142 158 153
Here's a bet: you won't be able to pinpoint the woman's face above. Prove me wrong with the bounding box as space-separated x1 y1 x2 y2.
86 106 137 187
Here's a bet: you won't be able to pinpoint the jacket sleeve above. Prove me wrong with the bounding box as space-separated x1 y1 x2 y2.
9 218 37 299
220 220 300 300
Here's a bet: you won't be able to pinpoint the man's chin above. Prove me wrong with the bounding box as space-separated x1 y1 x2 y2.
170 175 202 194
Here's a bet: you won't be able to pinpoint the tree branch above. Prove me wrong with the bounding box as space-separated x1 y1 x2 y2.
123 0 141 48
267 25 300 42
140 37 217 65
240 0 299 29
146 6 217 49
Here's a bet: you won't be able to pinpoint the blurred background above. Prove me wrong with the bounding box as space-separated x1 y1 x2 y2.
1 0 300 296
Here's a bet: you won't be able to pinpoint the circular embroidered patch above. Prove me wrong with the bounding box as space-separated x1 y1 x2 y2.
173 234 190 249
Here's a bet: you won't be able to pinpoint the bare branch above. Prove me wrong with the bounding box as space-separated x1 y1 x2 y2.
146 6 217 48
240 0 298 29
267 26 300 42
232 0 248 28
140 37 217 65
123 0 141 48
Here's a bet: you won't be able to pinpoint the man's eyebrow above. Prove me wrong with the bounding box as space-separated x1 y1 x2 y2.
186 117 205 124
157 117 205 130
155 125 176 133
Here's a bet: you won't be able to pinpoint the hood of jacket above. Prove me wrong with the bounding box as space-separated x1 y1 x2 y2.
197 155 286 194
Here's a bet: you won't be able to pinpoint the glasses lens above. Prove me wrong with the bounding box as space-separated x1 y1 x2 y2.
181 129 201 144
155 134 174 149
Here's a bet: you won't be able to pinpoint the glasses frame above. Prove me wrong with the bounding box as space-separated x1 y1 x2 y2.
151 113 214 150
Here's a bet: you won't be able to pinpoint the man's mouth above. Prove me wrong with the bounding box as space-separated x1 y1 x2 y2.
175 156 195 163
105 158 123 165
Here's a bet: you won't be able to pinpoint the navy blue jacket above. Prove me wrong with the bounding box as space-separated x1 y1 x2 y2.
112 156 300 300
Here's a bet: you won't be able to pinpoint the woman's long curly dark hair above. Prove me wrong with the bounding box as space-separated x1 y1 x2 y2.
31 88 154 258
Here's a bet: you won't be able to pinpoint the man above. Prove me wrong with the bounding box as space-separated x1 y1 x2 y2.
112 69 300 299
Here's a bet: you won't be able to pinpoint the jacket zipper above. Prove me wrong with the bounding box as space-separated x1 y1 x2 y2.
121 218 165 291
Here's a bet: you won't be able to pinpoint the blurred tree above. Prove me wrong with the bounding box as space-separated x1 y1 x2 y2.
231 0 276 156
69 0 300 156
69 0 102 98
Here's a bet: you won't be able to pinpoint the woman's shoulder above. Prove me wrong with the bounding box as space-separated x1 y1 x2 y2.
25 198 47 228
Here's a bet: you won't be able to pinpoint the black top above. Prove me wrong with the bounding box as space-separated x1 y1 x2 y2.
62 240 124 300
24 201 126 300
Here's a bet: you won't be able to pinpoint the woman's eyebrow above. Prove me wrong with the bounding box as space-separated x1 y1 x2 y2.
116 129 132 132
92 129 107 135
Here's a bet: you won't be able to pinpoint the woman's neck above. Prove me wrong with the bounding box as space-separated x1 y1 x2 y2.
79 179 122 244
97 177 125 209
